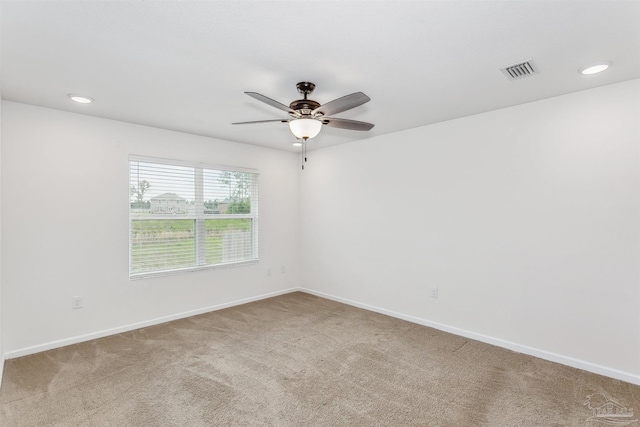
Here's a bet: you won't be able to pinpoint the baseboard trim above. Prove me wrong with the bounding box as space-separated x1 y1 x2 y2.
300 288 640 386
5 287 639 386
4 288 300 360
0 354 4 389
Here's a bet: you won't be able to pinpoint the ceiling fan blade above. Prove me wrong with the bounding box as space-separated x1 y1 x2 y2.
245 92 296 114
313 92 370 116
321 117 375 131
232 119 290 125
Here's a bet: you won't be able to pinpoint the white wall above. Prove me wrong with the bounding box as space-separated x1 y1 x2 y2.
2 79 638 384
0 0 4 383
301 79 640 381
1 101 301 355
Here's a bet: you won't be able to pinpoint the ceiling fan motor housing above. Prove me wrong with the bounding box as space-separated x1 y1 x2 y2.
291 82 320 116
289 99 321 116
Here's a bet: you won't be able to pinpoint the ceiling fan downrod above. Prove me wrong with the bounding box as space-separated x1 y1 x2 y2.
290 82 321 114
296 81 315 98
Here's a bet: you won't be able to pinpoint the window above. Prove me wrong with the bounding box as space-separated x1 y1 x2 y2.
129 156 259 278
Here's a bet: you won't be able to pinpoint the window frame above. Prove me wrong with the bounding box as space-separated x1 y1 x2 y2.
129 155 259 279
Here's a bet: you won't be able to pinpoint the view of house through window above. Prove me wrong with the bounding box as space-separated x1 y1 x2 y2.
129 156 259 278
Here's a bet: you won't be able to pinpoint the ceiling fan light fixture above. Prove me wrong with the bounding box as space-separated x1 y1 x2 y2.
289 118 322 140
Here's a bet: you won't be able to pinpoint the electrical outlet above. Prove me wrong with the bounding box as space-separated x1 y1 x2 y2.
72 296 83 309
281 265 286 274
267 267 272 276
430 286 438 299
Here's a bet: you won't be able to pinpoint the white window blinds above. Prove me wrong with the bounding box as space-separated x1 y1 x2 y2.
129 156 259 278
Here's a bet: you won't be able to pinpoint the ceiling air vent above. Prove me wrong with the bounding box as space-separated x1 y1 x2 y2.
501 59 538 81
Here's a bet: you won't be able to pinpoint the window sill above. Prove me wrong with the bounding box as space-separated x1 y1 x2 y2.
129 259 259 280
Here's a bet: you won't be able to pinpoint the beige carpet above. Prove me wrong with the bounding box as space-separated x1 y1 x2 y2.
1 292 638 426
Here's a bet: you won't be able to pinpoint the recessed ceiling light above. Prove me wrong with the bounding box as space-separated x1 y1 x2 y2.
578 61 612 75
67 94 94 104
292 141 303 147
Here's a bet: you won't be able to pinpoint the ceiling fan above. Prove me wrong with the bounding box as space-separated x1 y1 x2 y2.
232 82 374 141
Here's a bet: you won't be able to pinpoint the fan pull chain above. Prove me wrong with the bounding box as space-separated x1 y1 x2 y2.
301 138 308 170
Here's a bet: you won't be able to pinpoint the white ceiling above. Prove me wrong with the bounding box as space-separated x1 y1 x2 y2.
2 1 639 152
